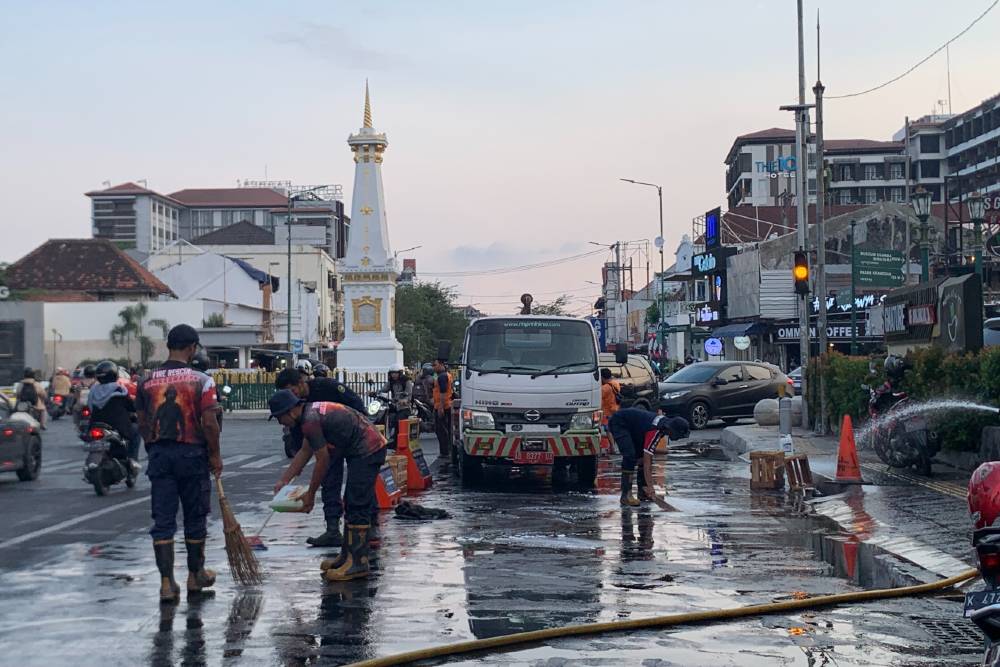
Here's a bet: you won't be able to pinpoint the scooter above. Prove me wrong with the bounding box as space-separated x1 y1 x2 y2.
367 392 401 446
412 396 435 433
966 527 1000 666
864 381 940 476
79 423 135 496
46 393 69 420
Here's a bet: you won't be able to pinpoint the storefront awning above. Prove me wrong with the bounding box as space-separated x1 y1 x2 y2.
711 322 769 338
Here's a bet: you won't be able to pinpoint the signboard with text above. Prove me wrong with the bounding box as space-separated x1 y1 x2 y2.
854 250 905 287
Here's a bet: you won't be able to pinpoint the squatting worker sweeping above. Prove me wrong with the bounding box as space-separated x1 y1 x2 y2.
136 324 222 603
269 390 387 581
274 367 369 548
608 407 690 506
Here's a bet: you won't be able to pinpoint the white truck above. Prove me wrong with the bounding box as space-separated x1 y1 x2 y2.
454 315 615 488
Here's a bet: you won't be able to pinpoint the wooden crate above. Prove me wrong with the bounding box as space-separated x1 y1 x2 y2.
387 454 408 491
784 454 814 492
750 451 786 490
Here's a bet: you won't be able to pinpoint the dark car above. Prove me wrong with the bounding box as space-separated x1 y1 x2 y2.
0 394 42 481
658 361 791 429
599 353 659 411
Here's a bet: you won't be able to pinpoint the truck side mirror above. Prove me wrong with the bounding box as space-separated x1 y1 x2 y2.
614 346 628 366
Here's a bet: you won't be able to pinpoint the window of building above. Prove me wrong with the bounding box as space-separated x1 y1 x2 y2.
920 135 940 153
864 188 877 204
808 178 817 196
838 189 852 205
221 211 234 227
742 178 752 197
889 162 905 180
920 160 941 178
890 187 904 202
738 152 752 173
863 164 879 180
838 164 853 181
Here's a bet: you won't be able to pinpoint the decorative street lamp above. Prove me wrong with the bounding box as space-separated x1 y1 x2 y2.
911 186 933 283
969 191 986 281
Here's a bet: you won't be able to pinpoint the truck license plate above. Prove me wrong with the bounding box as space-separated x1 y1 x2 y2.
521 439 547 452
513 449 554 465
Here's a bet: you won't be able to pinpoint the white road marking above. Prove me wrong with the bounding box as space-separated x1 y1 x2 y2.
44 460 83 472
240 454 286 469
0 495 150 550
224 454 257 465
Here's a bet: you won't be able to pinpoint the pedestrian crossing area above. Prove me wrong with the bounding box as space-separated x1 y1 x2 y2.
42 452 289 474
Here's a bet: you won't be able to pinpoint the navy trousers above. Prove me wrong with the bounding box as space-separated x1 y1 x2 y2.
343 448 387 525
147 442 210 541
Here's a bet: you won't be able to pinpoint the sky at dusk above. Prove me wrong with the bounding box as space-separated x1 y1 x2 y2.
2 0 999 315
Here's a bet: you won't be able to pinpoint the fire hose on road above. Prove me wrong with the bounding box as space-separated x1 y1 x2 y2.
345 568 980 667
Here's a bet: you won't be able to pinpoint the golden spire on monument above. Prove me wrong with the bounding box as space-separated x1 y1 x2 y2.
363 79 372 129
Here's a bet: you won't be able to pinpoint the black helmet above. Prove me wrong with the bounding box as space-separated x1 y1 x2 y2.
884 354 905 379
83 364 97 379
95 360 118 384
313 363 330 378
190 349 211 373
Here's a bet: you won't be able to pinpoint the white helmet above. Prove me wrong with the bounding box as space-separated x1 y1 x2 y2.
295 359 313 375
388 363 404 374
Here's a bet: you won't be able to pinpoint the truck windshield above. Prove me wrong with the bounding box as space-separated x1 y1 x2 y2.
467 319 597 376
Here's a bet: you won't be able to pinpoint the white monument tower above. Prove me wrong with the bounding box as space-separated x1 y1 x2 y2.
336 82 405 371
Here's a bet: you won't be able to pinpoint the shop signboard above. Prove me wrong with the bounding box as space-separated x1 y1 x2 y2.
936 274 984 353
704 338 723 356
775 323 873 341
853 250 905 287
733 335 751 350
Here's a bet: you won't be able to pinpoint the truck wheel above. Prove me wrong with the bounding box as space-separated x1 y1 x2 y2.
459 449 483 486
575 455 598 490
16 438 41 482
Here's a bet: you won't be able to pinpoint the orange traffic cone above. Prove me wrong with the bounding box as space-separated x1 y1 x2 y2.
835 415 864 484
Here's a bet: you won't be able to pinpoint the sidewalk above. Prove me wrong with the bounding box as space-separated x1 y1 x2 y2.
718 423 975 587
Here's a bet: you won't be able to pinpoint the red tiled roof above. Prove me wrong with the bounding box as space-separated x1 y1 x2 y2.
13 291 98 302
170 188 288 208
85 182 184 205
825 139 904 153
6 239 175 297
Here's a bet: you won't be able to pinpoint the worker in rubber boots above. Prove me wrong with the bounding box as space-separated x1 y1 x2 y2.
136 324 222 604
608 407 689 506
432 358 454 461
268 390 387 582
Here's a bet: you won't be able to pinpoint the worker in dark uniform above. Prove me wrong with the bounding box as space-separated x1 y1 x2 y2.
136 324 222 604
432 358 453 461
608 407 689 506
269 390 387 581
275 367 368 548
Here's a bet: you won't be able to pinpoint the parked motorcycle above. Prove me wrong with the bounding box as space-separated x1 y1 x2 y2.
79 423 135 496
412 396 435 433
367 392 401 446
863 380 940 476
966 463 1000 666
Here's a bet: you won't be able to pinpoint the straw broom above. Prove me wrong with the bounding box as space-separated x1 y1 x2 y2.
215 475 262 586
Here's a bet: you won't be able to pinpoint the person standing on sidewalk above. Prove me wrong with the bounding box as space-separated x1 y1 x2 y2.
432 358 454 461
136 324 222 604
275 367 368 548
608 407 689 506
269 390 387 581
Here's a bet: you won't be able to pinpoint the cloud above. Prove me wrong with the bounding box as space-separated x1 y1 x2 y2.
270 22 403 70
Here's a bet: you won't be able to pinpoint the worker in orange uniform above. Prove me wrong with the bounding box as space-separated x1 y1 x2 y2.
432 358 454 462
600 368 622 453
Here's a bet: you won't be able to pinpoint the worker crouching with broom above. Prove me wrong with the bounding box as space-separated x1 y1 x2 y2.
269 390 387 581
136 324 223 604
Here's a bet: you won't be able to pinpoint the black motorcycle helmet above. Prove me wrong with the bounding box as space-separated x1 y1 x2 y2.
83 364 97 379
884 354 905 380
95 360 118 384
190 349 211 373
313 363 330 378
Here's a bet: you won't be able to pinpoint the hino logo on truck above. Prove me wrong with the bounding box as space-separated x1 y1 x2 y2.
524 410 541 422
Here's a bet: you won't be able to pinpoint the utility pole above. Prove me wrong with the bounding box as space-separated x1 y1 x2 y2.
794 0 810 428
850 221 858 354
614 241 623 345
813 13 828 434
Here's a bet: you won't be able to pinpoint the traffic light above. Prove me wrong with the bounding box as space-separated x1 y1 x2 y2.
793 250 810 295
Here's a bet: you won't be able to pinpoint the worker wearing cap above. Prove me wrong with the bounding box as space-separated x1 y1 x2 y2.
432 358 454 460
136 324 222 604
269 390 387 581
608 407 689 507
274 367 368 548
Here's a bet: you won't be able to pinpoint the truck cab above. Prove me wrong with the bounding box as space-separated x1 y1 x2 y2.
455 316 602 487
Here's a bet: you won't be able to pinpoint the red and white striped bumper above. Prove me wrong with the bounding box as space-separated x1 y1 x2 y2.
463 432 599 458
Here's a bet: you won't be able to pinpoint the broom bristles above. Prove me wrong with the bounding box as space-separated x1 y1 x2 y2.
216 478 262 586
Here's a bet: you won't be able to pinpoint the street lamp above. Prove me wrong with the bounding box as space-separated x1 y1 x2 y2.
911 186 933 283
969 191 986 281
285 186 327 354
394 245 422 260
620 179 665 356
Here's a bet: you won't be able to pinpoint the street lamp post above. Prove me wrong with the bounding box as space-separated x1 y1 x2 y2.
621 179 664 357
969 191 986 281
285 186 327 356
911 186 933 284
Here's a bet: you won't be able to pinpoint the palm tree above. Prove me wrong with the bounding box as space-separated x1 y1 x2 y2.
110 303 170 367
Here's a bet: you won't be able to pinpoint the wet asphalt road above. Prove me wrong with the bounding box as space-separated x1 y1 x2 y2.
0 418 980 666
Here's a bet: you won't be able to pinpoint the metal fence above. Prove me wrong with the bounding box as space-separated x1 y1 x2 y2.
211 370 389 411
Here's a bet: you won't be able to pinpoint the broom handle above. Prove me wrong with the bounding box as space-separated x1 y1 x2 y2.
215 474 226 501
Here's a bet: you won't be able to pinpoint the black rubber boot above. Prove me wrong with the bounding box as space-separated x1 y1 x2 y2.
320 539 349 572
307 523 343 548
324 524 371 581
153 539 180 604
619 471 639 507
184 538 216 593
368 521 381 549
636 463 652 502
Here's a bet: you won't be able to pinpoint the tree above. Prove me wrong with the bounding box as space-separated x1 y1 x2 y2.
110 303 170 367
203 313 226 328
395 282 469 366
646 302 661 326
526 295 571 316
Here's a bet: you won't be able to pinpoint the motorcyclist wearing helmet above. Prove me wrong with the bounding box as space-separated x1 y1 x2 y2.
872 355 907 413
313 363 331 378
295 359 313 377
88 360 141 474
380 363 413 416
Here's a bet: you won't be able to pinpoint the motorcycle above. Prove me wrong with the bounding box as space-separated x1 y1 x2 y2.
412 396 435 433
966 527 1000 666
46 393 70 420
864 381 940 476
367 392 401 446
79 423 135 496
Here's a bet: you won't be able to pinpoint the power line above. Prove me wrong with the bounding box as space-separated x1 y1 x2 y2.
828 0 998 100
455 285 598 299
420 248 606 277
